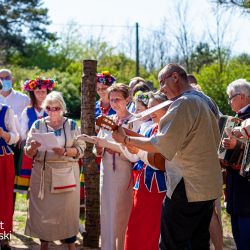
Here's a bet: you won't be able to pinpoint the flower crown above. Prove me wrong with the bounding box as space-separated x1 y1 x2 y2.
23 77 56 91
134 91 149 106
96 71 116 86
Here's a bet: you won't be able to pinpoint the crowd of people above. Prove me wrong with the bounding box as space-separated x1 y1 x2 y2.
0 64 250 250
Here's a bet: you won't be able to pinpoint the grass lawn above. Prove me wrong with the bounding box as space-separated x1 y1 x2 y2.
12 193 235 249
11 193 86 249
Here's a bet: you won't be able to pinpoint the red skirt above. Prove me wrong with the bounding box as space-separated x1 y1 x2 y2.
124 176 166 250
0 154 15 234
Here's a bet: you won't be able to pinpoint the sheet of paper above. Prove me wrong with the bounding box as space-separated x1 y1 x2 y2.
77 134 97 144
32 132 60 151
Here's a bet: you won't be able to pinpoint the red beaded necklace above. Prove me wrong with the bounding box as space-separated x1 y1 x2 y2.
100 101 111 115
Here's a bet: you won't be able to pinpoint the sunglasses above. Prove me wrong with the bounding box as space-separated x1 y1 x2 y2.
46 106 61 112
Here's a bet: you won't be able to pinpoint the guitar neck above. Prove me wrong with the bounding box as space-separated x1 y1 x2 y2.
122 127 144 137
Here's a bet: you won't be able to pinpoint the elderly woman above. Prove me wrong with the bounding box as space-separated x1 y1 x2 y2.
0 80 19 250
15 77 55 193
24 91 86 250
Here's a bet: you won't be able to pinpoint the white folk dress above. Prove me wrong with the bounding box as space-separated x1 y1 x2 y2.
99 115 134 250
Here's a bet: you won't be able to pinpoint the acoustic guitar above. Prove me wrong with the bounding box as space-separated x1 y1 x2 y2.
96 115 166 171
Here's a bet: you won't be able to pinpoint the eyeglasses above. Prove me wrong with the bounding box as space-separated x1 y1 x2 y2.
46 106 61 112
159 73 173 87
228 93 240 104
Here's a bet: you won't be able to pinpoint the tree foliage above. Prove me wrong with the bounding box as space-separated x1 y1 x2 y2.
2 1 250 119
0 0 55 63
196 58 250 115
217 0 250 11
190 43 217 72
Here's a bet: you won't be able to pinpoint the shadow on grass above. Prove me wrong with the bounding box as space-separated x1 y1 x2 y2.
11 232 39 248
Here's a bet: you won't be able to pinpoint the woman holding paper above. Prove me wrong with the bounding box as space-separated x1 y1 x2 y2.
95 83 136 250
24 91 86 250
15 77 54 193
0 81 19 250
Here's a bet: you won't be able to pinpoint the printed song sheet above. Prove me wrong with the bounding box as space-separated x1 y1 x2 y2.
32 132 60 151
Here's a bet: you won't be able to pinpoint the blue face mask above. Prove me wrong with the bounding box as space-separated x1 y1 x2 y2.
1 79 12 92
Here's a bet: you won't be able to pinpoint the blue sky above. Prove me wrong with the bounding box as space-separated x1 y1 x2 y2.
43 0 250 55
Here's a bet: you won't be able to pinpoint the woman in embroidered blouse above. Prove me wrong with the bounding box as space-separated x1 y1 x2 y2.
0 80 19 250
24 91 86 250
114 92 168 250
15 77 54 193
95 83 135 250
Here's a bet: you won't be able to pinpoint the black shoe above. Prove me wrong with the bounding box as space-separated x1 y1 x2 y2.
1 244 11 250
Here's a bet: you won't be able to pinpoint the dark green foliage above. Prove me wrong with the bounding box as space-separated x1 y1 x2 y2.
190 42 217 72
0 0 55 63
217 0 250 11
196 59 250 115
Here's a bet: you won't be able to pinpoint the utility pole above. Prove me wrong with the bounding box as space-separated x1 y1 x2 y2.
136 22 140 76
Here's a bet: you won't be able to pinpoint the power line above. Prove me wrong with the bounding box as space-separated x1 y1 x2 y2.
52 23 134 29
51 22 164 35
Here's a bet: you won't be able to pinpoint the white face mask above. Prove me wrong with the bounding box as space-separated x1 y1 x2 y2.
1 79 12 92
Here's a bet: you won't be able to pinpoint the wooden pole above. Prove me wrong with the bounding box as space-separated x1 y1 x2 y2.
81 59 100 248
136 22 140 76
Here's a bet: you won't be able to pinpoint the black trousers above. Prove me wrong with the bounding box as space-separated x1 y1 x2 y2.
159 179 214 250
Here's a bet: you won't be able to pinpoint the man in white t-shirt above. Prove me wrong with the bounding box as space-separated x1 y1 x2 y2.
0 69 30 119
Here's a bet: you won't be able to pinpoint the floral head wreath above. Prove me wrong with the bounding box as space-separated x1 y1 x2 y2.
23 76 57 91
134 91 149 106
96 71 116 86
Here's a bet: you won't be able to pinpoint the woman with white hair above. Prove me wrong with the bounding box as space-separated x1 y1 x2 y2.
24 91 86 250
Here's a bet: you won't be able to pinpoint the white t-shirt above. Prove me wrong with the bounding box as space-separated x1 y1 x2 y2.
0 89 30 118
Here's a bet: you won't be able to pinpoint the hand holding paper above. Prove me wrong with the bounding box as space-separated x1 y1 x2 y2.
77 134 97 144
32 132 60 151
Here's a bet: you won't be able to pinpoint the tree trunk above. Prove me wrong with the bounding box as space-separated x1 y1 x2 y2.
81 59 100 248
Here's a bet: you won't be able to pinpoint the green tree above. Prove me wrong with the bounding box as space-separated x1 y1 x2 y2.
196 60 250 115
0 0 55 63
190 42 217 72
217 0 250 11
9 41 72 71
